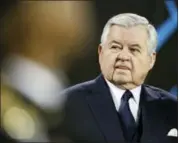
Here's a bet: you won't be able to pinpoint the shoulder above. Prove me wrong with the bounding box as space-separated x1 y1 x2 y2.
143 84 177 103
60 78 96 99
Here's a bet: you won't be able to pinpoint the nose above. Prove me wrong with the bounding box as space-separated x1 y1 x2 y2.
117 48 130 61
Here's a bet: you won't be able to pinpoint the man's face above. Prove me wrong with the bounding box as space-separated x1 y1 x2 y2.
98 25 156 89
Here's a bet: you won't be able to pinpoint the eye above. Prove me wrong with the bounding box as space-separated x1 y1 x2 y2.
111 45 122 50
111 46 118 49
130 48 140 53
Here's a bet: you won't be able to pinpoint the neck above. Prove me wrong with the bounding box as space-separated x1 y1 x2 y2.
113 81 142 90
116 84 139 90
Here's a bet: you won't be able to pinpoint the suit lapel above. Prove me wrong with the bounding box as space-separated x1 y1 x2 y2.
140 85 166 142
86 75 125 142
85 75 167 142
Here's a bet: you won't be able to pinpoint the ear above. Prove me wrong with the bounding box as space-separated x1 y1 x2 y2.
149 52 156 70
98 44 102 55
98 44 103 63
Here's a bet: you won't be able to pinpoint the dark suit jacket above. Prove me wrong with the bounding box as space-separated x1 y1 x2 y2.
52 75 177 143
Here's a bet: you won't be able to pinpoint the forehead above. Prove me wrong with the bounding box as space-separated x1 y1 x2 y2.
107 25 148 45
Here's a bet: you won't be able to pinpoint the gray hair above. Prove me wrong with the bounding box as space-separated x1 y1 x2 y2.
100 13 158 54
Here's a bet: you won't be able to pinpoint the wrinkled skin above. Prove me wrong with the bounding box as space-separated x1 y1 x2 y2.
98 25 156 89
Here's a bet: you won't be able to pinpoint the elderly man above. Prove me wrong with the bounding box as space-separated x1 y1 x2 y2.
53 13 177 143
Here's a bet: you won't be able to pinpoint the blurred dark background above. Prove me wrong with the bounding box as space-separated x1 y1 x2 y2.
0 0 177 142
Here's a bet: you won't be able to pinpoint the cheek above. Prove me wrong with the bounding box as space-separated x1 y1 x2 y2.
102 53 116 67
99 52 117 73
131 58 150 75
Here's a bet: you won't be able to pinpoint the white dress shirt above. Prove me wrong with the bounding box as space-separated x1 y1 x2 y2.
105 79 141 122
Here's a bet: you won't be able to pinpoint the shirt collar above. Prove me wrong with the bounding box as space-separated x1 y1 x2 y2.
105 79 141 104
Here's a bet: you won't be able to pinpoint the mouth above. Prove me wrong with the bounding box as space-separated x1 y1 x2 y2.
115 65 130 70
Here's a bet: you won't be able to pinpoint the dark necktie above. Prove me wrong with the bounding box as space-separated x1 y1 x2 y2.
118 90 137 141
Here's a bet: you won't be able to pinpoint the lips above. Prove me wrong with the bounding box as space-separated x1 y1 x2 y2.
115 65 130 70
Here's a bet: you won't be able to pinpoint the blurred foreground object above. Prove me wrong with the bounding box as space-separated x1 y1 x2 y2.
0 1 96 142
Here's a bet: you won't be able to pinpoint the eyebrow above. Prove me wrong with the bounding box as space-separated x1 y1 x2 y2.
110 40 122 45
129 44 142 49
110 40 142 49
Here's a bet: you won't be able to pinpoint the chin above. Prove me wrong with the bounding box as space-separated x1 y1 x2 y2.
113 73 130 81
113 78 131 85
